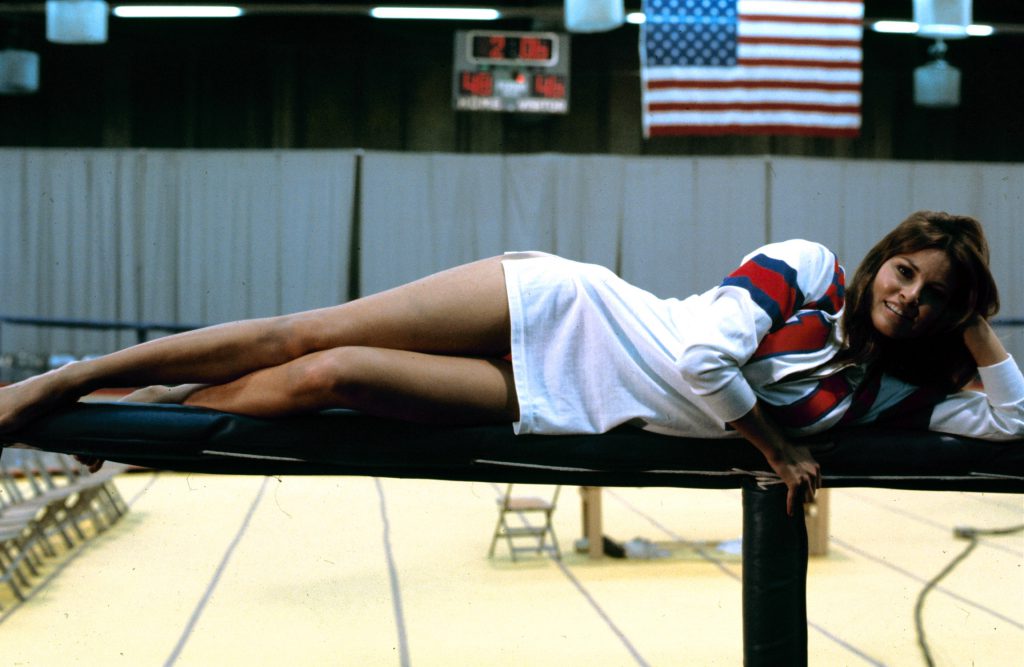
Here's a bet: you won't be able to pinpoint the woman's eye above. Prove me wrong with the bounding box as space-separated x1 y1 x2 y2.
896 265 912 278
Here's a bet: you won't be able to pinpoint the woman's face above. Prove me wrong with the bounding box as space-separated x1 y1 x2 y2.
870 248 956 339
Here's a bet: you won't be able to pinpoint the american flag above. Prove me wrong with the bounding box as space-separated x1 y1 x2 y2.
641 0 864 137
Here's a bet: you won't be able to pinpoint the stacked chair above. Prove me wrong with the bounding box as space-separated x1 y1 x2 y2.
0 450 128 608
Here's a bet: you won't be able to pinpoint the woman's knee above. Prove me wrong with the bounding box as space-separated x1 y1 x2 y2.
289 346 381 406
273 311 331 359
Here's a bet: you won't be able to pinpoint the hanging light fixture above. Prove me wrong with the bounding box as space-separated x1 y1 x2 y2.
564 0 624 33
46 0 110 44
914 40 960 107
912 0 969 108
0 49 40 94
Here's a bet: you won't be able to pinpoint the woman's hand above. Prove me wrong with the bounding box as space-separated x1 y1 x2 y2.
74 455 105 473
765 444 822 516
962 316 1009 368
728 402 822 516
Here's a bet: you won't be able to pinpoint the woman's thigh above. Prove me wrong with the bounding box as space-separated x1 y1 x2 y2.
285 256 513 358
327 346 519 424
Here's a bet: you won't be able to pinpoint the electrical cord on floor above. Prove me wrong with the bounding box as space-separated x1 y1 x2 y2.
915 522 1024 667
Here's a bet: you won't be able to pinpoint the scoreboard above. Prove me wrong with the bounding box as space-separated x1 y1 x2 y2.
453 30 570 114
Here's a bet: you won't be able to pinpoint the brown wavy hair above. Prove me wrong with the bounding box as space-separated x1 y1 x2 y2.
840 211 999 390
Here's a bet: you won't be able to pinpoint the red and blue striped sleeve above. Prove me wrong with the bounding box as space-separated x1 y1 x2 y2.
678 239 844 424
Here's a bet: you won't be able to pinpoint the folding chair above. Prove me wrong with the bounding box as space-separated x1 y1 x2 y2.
0 461 48 606
49 454 130 535
0 520 45 606
2 452 84 549
487 484 561 561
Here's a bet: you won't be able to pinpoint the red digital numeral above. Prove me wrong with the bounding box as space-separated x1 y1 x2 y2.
488 36 506 60
519 37 550 62
461 71 494 97
533 75 564 99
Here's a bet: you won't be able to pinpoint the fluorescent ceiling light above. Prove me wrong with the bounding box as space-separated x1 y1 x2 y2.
918 23 971 37
113 5 244 18
965 24 994 37
872 20 994 37
369 7 501 21
625 12 645 25
872 20 919 34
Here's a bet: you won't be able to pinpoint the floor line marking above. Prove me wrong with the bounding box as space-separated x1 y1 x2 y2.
375 478 410 667
830 535 1023 631
553 558 651 667
164 476 269 667
489 484 650 666
606 489 887 666
840 489 1023 557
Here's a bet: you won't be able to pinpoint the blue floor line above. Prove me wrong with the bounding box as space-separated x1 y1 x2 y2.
490 484 649 666
830 535 1023 631
164 476 269 667
553 558 651 667
806 621 887 667
842 489 1023 557
605 489 888 667
0 470 160 628
375 478 410 667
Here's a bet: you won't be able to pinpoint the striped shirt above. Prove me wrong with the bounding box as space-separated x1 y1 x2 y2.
686 240 1024 440
503 242 1024 441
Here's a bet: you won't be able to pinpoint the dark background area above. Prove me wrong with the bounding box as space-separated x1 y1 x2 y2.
1 0 1022 160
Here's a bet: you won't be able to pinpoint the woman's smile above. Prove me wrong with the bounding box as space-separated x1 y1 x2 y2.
871 248 955 339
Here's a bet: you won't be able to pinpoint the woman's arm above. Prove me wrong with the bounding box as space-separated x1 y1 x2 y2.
676 240 838 512
924 318 1023 439
962 316 1009 367
729 402 822 516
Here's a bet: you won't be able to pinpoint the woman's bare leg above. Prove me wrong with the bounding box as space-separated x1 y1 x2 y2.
0 257 513 431
183 347 519 423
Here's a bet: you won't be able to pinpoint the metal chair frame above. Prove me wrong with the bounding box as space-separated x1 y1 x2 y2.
487 484 562 561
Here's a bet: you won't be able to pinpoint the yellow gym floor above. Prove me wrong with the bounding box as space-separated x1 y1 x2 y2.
1 473 1021 666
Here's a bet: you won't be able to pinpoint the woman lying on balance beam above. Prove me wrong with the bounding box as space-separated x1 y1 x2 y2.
1 211 1021 516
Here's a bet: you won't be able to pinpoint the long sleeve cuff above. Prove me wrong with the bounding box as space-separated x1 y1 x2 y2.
698 372 759 424
977 355 1024 406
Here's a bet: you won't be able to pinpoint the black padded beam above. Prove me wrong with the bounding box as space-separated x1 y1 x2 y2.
3 403 1022 492
2 402 1021 667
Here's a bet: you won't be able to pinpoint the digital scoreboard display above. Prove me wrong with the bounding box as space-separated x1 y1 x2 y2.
469 33 557 67
453 30 569 114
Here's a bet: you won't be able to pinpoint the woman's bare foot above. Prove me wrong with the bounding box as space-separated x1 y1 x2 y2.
0 369 104 473
75 385 207 473
119 383 208 405
0 370 80 434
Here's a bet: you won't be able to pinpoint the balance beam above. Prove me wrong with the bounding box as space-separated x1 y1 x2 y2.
3 402 1022 666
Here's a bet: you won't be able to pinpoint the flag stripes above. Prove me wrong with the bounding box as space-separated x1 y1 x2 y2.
642 0 864 137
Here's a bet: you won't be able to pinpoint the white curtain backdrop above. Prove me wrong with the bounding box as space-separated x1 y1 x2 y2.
619 156 768 299
1 149 1020 361
359 152 627 295
0 149 357 357
768 157 1024 360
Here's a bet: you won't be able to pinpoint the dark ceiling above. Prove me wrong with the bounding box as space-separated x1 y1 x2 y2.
1 0 1021 158
0 1 1022 22
3 1 1024 44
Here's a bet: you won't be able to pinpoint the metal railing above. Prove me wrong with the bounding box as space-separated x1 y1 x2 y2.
0 315 201 350
0 315 203 382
